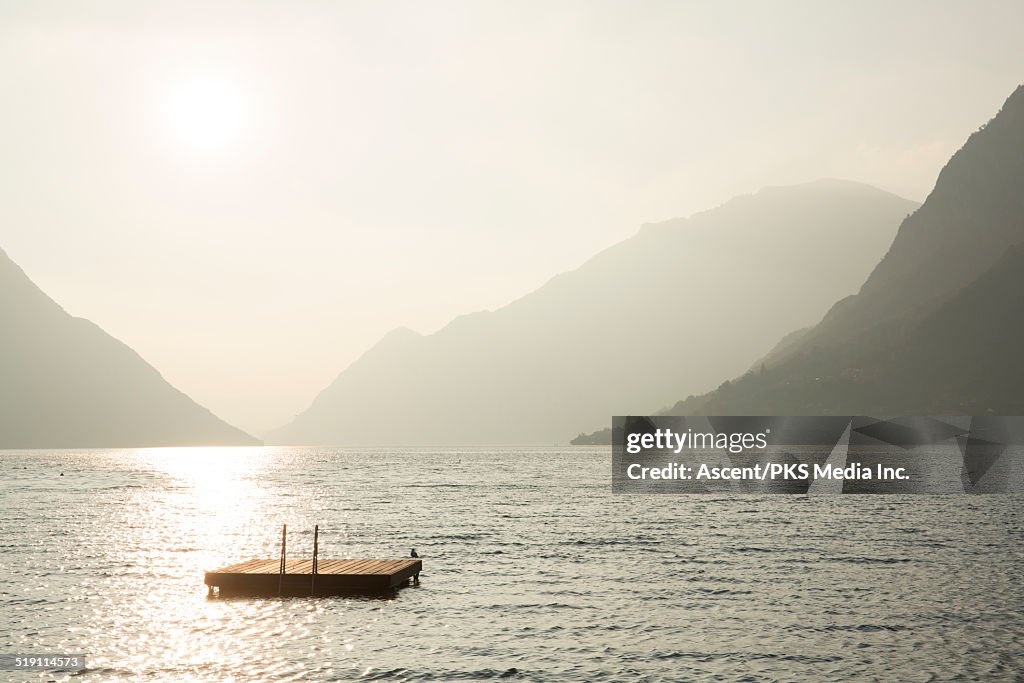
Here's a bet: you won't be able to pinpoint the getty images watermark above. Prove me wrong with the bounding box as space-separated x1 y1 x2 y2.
611 416 1024 494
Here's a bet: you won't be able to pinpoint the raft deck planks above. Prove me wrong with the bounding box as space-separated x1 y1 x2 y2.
205 558 422 596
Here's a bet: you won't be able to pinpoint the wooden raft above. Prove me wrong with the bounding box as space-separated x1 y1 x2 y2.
205 558 422 596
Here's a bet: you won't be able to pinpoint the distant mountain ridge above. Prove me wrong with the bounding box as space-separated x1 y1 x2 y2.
271 179 917 445
637 84 1024 422
0 248 259 448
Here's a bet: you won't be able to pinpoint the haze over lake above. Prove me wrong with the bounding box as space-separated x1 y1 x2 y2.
3 1 1023 434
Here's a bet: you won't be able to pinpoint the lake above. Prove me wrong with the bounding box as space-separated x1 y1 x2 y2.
1 447 1021 681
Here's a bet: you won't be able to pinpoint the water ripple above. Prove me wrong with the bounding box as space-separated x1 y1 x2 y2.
0 447 1021 682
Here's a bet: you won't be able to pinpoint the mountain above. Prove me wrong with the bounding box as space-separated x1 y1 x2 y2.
0 247 259 448
655 84 1024 418
271 180 917 445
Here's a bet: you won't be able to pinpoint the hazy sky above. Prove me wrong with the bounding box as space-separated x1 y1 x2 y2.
2 1 1023 434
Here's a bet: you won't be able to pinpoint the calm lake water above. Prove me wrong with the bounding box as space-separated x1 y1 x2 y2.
1 447 1021 682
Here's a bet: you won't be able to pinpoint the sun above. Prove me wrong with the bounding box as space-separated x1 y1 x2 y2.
164 78 245 151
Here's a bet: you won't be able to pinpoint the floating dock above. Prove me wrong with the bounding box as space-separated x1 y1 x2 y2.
205 524 422 597
205 558 422 596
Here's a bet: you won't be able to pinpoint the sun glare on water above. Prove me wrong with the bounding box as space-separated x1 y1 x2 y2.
164 77 246 151
141 447 270 549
